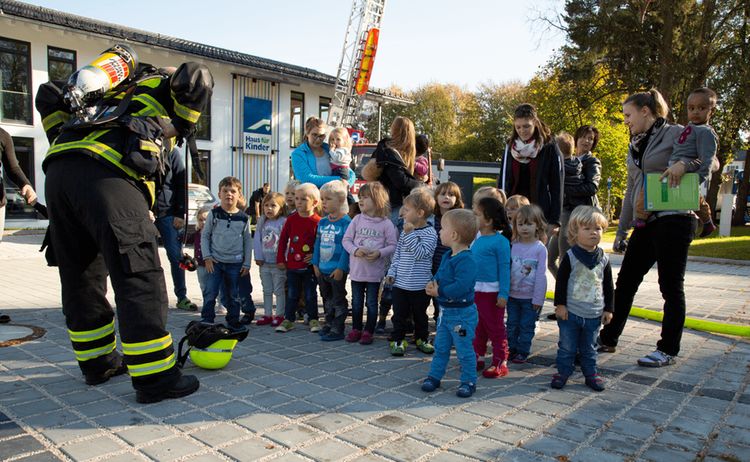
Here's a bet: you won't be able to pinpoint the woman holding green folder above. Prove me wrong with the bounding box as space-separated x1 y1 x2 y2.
598 89 695 368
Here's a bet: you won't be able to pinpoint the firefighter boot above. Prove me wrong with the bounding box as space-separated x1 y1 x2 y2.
84 351 128 386
136 374 200 404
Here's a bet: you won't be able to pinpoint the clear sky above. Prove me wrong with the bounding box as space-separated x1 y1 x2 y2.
22 0 567 91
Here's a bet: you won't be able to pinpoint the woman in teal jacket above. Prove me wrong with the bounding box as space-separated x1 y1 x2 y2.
291 117 356 188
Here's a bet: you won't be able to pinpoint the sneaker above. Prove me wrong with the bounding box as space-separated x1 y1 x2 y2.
275 320 295 333
550 373 568 389
637 350 676 367
271 316 284 327
511 353 528 364
421 376 441 392
176 298 197 311
359 331 374 345
476 358 486 371
700 221 717 238
389 340 406 356
227 322 248 334
482 364 509 379
585 374 606 391
415 339 435 354
375 319 386 334
309 319 321 333
135 374 200 404
216 306 228 315
456 382 476 398
321 331 345 342
239 314 254 325
256 316 273 326
318 325 331 336
596 335 616 353
84 353 128 385
345 329 362 343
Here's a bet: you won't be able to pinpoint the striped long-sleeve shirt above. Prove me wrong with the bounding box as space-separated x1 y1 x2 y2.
387 225 437 291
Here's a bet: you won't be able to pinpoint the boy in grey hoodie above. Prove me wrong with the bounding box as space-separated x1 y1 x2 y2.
201 177 252 330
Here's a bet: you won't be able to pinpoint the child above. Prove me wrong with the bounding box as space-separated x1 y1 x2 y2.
431 181 464 320
422 209 479 397
342 182 398 344
276 183 321 333
672 87 720 237
328 127 353 180
549 132 584 277
507 204 548 363
313 180 352 341
472 197 512 378
414 155 430 183
284 180 300 213
472 186 507 207
552 206 613 391
201 177 252 331
253 192 288 327
505 194 531 231
193 205 213 310
386 188 438 356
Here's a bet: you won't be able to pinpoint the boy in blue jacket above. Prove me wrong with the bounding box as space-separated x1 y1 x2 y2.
423 209 479 398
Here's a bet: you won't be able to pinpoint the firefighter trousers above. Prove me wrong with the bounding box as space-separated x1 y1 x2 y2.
45 155 180 392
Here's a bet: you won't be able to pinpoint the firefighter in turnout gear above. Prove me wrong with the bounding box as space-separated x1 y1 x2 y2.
36 45 213 403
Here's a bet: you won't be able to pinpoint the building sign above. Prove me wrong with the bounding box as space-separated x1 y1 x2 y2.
243 97 272 155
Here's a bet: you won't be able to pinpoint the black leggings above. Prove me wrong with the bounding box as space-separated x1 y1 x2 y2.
599 215 695 356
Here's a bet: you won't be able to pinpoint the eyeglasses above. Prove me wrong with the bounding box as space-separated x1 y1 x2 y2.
310 133 326 140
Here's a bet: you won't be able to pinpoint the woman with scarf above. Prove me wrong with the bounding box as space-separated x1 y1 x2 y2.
498 104 563 234
597 89 693 368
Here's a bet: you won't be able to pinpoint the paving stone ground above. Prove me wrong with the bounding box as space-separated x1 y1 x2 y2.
0 233 748 462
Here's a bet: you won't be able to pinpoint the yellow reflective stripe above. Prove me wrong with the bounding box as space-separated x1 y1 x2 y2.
47 140 140 180
68 320 115 343
139 140 160 153
83 129 110 141
127 353 176 377
121 334 173 356
171 92 200 123
133 94 168 117
138 77 163 89
74 340 116 361
42 111 70 132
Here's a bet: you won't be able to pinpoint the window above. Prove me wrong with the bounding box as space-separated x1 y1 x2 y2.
47 46 76 82
0 37 32 125
3 137 35 218
319 97 331 123
195 98 211 140
290 91 304 148
190 149 211 187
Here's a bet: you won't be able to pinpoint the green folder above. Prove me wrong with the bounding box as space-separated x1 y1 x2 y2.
644 173 700 211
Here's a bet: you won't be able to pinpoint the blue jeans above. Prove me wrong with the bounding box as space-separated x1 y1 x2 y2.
351 281 380 333
428 306 478 385
202 261 243 325
557 311 601 378
506 297 538 356
285 268 318 322
155 215 186 300
222 274 255 317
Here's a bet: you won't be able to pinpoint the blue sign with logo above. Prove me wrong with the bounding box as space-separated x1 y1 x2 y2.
243 97 272 155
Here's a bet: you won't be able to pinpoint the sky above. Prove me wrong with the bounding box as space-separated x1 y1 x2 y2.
22 0 568 92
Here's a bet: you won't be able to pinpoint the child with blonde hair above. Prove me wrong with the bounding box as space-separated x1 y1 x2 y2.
284 180 300 213
552 206 613 391
313 180 352 341
276 183 321 333
472 186 507 207
507 204 548 363
343 182 398 344
328 127 353 180
423 208 479 397
253 192 288 327
193 205 214 308
505 194 531 229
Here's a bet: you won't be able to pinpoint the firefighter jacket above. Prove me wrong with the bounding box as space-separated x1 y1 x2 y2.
35 62 213 205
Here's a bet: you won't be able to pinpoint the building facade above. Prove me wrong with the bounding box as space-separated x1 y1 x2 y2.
0 0 403 225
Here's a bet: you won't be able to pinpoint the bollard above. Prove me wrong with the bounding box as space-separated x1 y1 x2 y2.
719 193 735 237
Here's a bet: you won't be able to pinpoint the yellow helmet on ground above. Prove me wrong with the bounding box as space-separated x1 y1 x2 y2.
177 321 248 370
189 339 239 369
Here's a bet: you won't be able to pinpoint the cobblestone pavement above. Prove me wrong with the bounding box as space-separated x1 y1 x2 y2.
1 234 748 462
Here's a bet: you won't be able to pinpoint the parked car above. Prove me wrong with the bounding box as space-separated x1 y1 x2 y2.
187 183 218 236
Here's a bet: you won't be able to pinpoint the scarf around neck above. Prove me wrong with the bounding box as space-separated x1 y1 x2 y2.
630 117 666 168
510 139 540 164
571 245 604 270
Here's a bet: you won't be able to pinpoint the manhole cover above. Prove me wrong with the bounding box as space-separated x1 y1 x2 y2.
0 324 46 347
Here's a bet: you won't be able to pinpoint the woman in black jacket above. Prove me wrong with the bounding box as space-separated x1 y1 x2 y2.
498 104 563 233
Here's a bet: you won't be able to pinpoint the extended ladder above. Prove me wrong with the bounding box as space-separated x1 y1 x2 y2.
328 0 387 128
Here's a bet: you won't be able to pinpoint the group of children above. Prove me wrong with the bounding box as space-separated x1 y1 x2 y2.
193 167 614 398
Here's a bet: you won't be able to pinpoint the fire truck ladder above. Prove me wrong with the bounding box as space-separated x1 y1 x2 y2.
328 0 387 128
